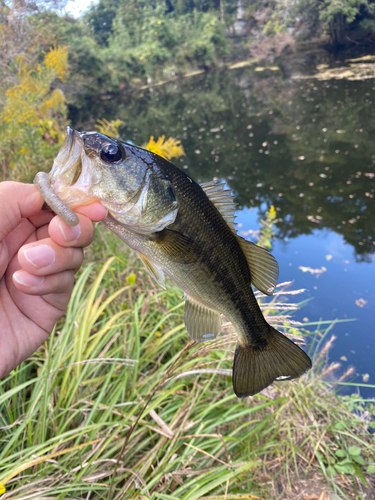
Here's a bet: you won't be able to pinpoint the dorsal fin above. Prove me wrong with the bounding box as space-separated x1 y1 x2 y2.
236 237 279 296
201 181 237 233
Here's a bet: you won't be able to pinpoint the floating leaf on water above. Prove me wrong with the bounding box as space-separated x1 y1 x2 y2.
307 215 321 223
325 254 333 261
362 373 370 383
340 356 347 361
346 55 375 63
298 266 327 276
355 298 367 308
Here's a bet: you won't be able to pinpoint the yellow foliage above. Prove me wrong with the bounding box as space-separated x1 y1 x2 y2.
266 205 276 220
3 50 68 130
44 46 69 81
95 118 124 138
145 135 185 161
41 88 66 112
0 46 69 181
126 273 136 286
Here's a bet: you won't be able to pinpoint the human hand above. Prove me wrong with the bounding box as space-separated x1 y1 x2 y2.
0 181 107 378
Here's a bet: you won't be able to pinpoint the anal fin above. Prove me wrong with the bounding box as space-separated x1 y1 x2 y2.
138 252 166 289
184 296 222 343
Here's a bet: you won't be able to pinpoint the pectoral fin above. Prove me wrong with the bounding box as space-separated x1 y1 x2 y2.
184 296 222 342
137 252 166 289
150 229 199 264
236 237 279 295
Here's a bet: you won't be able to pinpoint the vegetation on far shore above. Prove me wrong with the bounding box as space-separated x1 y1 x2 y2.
3 0 375 113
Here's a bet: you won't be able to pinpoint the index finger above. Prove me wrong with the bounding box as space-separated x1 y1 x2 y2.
0 182 44 241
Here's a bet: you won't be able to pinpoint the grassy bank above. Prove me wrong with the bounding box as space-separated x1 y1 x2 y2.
0 228 374 500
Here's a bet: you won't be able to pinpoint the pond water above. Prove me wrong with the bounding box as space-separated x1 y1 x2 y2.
71 55 375 398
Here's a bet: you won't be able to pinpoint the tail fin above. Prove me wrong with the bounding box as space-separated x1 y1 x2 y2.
232 326 312 398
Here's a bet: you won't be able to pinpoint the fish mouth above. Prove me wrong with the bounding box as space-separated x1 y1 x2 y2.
50 127 83 186
34 127 100 225
49 127 100 208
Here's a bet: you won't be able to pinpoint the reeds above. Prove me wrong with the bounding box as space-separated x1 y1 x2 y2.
0 233 374 500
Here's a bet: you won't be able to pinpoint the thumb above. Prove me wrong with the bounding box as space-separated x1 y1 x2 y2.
0 182 44 241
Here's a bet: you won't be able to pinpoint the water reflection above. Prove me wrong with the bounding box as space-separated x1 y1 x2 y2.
71 65 375 261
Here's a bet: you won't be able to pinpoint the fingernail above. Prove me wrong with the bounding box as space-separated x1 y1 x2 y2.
59 221 81 242
24 245 55 269
13 271 45 287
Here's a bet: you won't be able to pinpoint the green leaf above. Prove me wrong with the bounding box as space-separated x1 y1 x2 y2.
334 422 346 430
335 449 346 458
352 463 368 488
334 463 354 475
366 464 375 474
339 458 353 466
348 446 361 456
352 455 365 466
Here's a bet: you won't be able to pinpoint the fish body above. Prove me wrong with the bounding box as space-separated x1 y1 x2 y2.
36 128 312 397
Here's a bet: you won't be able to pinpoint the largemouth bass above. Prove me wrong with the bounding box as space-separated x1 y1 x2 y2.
35 127 312 397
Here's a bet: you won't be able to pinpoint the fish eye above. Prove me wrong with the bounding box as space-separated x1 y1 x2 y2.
100 143 122 163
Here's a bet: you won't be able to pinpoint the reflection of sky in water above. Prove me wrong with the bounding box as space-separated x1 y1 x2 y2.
237 207 375 399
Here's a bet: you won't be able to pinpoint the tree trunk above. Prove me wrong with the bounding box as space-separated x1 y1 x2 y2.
220 0 224 24
330 13 346 46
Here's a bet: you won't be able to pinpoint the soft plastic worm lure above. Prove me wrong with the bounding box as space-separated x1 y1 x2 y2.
34 171 79 226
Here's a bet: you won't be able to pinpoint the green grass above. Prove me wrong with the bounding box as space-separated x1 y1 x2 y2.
0 229 374 500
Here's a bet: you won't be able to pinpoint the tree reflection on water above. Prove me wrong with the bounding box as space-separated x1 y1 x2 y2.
70 66 375 261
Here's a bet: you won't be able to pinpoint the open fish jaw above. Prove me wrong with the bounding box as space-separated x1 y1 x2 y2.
48 128 99 208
